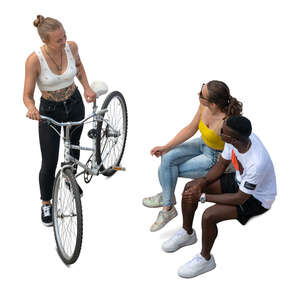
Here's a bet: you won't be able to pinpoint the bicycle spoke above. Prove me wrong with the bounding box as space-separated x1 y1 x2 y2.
96 92 127 176
54 171 81 262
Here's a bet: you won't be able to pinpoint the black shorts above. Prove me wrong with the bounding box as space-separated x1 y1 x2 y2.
220 173 269 225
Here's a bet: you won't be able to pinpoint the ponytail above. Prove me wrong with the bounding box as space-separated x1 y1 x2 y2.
226 95 243 117
206 80 243 118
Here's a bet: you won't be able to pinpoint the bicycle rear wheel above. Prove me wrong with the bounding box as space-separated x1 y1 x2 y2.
96 91 128 177
52 168 83 265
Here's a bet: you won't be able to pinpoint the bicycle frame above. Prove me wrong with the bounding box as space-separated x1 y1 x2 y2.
40 99 121 178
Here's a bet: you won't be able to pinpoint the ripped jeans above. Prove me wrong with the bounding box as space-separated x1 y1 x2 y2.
158 137 221 206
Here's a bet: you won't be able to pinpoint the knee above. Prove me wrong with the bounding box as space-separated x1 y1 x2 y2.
160 150 175 167
40 162 57 176
202 207 217 224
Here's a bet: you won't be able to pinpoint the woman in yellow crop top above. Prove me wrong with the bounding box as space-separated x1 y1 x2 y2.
143 80 243 231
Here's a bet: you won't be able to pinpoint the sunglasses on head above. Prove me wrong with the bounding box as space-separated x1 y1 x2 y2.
198 83 210 102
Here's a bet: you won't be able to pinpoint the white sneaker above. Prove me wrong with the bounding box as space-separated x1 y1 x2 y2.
150 207 178 232
161 228 197 252
178 254 216 278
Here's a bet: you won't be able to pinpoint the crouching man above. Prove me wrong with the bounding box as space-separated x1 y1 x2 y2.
162 116 277 278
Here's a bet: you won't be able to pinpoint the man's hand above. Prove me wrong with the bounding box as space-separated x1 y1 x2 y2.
182 179 206 203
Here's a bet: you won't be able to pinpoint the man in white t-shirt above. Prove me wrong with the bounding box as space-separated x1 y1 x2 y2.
161 116 277 278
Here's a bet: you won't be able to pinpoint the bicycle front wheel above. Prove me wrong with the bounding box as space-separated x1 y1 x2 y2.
96 91 128 177
52 168 83 265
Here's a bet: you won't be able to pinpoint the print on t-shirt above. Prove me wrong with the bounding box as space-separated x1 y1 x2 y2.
231 150 244 174
221 133 277 209
244 181 257 190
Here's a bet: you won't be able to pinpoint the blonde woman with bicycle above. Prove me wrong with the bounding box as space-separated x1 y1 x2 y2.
23 15 96 226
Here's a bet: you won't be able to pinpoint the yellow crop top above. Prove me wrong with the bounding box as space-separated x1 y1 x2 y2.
198 106 225 150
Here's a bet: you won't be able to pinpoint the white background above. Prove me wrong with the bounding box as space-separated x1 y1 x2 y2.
1 0 299 292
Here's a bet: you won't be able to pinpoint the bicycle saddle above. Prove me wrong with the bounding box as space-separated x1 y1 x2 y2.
91 80 108 98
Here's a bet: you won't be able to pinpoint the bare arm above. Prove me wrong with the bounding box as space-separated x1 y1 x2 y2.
201 156 230 186
182 157 231 201
166 106 201 148
23 53 40 120
206 190 251 206
68 41 96 103
151 106 201 156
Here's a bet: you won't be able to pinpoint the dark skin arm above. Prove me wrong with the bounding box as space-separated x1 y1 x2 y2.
182 156 231 198
206 190 251 205
182 156 251 204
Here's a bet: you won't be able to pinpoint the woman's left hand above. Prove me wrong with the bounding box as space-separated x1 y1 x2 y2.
84 87 96 103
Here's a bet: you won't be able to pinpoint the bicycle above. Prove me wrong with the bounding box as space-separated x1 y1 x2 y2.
40 81 128 265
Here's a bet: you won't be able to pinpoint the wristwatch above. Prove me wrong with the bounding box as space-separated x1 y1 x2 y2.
200 193 206 203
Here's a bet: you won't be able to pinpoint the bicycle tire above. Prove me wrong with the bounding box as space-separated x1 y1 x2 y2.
96 91 128 177
52 168 83 265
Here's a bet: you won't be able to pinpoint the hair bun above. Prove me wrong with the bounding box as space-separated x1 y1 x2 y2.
33 15 45 27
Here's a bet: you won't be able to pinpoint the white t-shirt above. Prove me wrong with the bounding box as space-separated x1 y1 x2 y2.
221 133 277 209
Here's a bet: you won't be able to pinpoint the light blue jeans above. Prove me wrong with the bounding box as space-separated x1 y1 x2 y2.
158 137 221 206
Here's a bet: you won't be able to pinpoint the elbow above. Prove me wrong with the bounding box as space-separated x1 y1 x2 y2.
215 160 227 174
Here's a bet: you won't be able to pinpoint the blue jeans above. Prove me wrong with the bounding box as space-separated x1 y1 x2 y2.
158 137 221 206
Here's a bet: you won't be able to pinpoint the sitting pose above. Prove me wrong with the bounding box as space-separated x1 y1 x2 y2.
143 81 242 232
23 15 96 226
162 116 277 278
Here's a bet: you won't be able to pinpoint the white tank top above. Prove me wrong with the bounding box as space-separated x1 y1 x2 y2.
36 43 77 91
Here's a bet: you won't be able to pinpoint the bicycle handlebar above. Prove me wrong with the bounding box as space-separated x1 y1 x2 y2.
40 109 108 127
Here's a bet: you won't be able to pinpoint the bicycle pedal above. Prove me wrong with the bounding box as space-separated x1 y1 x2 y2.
112 166 126 171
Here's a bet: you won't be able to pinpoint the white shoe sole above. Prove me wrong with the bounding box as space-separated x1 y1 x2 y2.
143 202 176 208
142 201 163 208
150 211 178 232
178 261 216 278
162 234 197 252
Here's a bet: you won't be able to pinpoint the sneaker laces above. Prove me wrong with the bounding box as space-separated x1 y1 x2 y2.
158 208 173 220
156 211 166 224
42 205 51 217
186 254 205 267
171 228 187 240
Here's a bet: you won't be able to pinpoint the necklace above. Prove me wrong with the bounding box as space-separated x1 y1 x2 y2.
44 47 62 71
